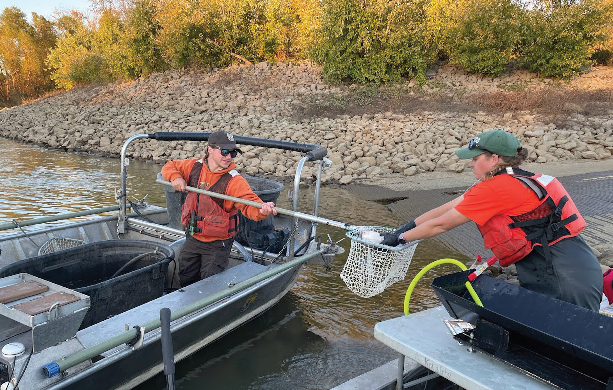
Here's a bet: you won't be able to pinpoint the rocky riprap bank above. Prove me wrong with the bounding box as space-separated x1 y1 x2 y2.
1 62 612 184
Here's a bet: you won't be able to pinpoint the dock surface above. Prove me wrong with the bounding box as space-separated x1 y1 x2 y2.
374 306 558 390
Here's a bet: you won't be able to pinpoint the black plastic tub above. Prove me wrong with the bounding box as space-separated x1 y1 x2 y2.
0 239 174 329
432 271 613 389
234 175 287 252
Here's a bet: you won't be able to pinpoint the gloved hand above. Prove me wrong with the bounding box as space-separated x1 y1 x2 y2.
381 232 401 247
381 220 416 247
394 219 416 235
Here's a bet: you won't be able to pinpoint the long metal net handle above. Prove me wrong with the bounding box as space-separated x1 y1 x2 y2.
158 179 416 297
156 178 355 230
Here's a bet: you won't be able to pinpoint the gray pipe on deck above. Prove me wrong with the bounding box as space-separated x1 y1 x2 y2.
0 206 120 232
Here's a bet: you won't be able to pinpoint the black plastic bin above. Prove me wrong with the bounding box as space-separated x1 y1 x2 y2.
234 175 287 252
432 271 613 389
0 239 174 329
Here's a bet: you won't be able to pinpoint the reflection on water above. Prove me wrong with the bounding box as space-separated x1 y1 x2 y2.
0 139 166 221
0 142 117 219
1 138 470 389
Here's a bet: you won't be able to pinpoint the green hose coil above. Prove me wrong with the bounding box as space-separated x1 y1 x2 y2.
404 258 483 315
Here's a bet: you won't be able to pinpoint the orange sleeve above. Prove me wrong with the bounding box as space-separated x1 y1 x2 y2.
455 176 541 225
161 158 198 182
224 176 268 221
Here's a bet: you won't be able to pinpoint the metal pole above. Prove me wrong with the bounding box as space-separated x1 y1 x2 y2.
289 156 308 259
311 159 324 239
155 178 355 231
397 353 404 390
118 134 150 234
0 206 120 232
160 308 176 390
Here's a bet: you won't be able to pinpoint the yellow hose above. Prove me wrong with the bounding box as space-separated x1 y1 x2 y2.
404 258 483 315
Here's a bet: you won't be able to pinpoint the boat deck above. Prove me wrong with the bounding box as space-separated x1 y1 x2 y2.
76 261 268 351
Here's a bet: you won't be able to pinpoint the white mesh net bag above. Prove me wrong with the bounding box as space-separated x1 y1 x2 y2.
340 226 419 298
38 237 85 256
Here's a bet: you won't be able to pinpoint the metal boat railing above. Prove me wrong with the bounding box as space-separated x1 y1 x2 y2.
118 132 329 258
0 206 120 232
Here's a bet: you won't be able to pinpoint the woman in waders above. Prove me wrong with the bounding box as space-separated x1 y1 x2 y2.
382 129 603 311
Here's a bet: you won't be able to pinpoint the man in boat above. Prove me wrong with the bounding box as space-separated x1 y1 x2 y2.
382 129 603 311
161 131 277 287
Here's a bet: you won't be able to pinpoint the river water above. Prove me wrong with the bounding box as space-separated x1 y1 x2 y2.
0 138 469 389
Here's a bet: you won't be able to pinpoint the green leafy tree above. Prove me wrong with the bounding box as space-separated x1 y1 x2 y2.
425 0 470 60
154 0 229 68
448 0 521 76
122 0 165 77
311 0 435 84
94 9 129 78
47 12 112 89
249 0 320 61
153 0 314 68
589 0 613 65
519 0 609 78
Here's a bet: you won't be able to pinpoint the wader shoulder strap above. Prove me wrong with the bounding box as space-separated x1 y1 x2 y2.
187 161 234 208
187 160 203 188
208 173 238 233
208 173 234 209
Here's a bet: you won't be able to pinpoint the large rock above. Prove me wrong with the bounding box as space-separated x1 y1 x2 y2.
0 63 612 185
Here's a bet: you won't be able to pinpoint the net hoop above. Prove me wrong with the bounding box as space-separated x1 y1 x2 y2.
340 226 419 298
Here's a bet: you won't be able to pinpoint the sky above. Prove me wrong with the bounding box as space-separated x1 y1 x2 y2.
0 0 92 19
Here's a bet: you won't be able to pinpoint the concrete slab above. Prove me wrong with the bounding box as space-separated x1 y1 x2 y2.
330 357 421 390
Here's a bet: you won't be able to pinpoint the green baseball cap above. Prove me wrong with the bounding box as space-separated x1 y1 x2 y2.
455 129 520 159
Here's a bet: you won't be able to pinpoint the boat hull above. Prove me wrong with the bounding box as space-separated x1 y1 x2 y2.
16 262 302 390
0 132 336 389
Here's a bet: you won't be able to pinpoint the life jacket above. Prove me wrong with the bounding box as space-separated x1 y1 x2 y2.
604 268 613 304
180 159 239 239
477 169 585 267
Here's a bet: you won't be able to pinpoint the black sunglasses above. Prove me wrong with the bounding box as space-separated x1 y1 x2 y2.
468 138 494 154
212 146 238 158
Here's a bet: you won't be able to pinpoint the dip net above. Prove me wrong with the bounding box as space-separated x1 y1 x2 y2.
38 237 85 256
341 226 419 298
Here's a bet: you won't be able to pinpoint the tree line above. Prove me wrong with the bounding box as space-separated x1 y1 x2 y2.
1 0 611 107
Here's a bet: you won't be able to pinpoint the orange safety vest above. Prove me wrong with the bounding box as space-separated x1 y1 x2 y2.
180 160 239 239
478 173 585 267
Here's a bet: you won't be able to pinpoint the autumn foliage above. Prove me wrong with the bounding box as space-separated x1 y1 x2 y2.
0 0 611 106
